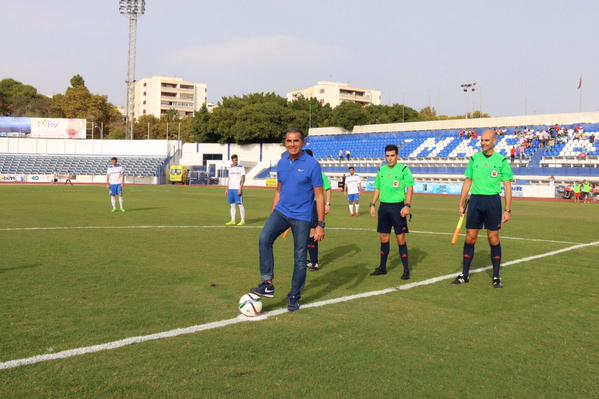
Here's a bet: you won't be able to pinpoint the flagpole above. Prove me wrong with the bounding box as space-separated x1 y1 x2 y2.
578 75 583 112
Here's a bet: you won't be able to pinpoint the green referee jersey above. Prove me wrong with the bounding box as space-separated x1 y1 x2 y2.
465 152 514 195
322 173 331 191
375 163 414 203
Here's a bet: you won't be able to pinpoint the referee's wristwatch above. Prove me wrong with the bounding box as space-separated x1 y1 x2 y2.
317 221 326 228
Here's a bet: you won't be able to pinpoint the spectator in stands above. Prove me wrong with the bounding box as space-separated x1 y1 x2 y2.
590 134 595 144
338 149 344 161
510 147 516 163
52 171 58 184
346 149 351 161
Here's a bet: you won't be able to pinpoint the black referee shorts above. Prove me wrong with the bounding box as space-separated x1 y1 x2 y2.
466 194 502 231
377 202 409 235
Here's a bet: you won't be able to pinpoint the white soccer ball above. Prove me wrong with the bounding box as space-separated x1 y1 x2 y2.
239 293 262 317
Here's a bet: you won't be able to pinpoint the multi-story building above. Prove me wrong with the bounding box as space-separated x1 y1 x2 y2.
134 76 208 119
287 81 381 108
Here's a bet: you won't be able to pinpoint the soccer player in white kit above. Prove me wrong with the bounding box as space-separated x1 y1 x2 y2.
344 166 361 216
106 157 125 212
225 154 246 226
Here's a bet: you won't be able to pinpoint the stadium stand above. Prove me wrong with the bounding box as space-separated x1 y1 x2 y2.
304 124 599 179
0 154 168 177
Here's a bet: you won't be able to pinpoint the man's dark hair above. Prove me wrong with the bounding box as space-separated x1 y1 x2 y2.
286 128 305 141
304 149 314 157
385 144 399 154
111 157 118 161
349 166 354 170
231 154 238 159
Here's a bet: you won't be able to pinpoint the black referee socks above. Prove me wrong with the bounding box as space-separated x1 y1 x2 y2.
379 242 390 270
463 243 475 277
399 244 409 273
491 244 502 279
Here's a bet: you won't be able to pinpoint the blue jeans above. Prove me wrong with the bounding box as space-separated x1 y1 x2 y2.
259 210 311 299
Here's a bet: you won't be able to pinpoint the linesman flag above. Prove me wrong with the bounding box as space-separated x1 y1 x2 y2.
577 75 583 90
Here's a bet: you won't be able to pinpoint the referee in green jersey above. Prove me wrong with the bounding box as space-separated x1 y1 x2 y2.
369 144 415 280
454 130 514 288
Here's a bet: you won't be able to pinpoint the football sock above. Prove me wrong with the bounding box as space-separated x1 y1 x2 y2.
491 243 502 279
307 236 318 264
463 243 475 277
238 204 245 222
348 204 354 215
379 242 390 270
111 196 116 209
399 244 409 273
355 204 360 214
230 204 236 221
118 196 124 209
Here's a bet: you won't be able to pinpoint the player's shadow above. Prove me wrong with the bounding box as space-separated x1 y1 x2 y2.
388 247 427 272
447 250 492 279
245 217 267 224
317 244 361 267
264 263 370 310
0 263 42 274
124 207 165 212
303 263 370 302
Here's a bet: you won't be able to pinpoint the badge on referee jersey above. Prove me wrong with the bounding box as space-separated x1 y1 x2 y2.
393 181 400 188
491 170 498 178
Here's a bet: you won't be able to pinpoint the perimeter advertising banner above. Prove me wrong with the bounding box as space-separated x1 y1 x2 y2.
0 117 86 139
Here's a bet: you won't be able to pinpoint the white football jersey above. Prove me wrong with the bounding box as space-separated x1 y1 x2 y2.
345 175 361 194
228 165 246 190
107 165 124 185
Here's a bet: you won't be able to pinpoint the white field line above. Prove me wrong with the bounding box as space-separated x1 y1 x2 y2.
0 225 581 245
1 240 598 371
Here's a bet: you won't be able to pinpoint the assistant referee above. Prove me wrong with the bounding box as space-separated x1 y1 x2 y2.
369 144 414 280
454 130 514 288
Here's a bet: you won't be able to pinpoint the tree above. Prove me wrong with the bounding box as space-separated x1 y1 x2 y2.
418 106 438 121
51 74 122 136
0 78 52 116
70 74 85 88
329 101 369 130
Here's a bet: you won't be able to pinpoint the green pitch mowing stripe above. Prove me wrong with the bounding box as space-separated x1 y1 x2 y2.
2 239 597 371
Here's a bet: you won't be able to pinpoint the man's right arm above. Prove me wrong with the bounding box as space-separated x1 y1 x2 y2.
459 179 472 215
271 182 282 213
369 189 380 217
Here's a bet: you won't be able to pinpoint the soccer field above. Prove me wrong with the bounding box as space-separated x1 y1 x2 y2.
1 185 598 398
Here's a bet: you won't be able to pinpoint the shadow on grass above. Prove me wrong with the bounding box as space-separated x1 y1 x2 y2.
0 263 42 274
123 207 166 212
388 246 428 273
245 217 267 225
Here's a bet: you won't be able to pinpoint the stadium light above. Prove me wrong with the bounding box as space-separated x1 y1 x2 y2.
460 82 476 118
119 0 146 140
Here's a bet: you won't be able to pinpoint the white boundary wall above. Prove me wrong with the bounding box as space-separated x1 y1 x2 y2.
0 138 179 156
309 111 599 136
179 142 285 166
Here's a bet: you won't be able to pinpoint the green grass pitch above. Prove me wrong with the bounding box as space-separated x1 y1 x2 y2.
1 185 598 398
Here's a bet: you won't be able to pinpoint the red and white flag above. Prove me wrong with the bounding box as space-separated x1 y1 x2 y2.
577 75 583 90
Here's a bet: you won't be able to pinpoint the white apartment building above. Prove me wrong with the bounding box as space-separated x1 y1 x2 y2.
287 81 382 108
134 76 208 119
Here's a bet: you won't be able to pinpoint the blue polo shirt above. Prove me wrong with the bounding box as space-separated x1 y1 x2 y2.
276 151 323 222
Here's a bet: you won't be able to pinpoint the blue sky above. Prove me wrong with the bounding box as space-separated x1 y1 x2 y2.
1 0 596 117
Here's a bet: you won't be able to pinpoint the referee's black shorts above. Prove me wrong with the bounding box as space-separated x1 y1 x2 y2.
466 194 502 231
377 202 409 235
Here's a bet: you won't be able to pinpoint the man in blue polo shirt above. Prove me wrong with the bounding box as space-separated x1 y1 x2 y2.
251 129 326 311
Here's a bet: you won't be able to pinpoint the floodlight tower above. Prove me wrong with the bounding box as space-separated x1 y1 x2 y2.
460 82 477 118
119 0 146 140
